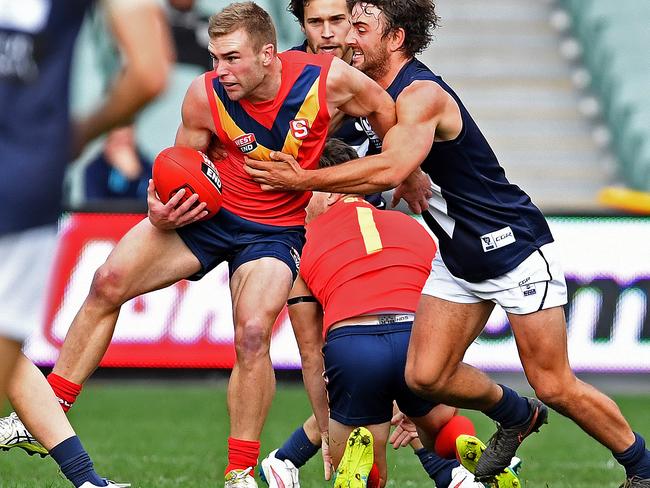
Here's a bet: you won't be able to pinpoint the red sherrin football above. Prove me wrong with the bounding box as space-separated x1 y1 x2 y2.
152 146 223 219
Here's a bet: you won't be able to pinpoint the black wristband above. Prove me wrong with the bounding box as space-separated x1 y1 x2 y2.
287 295 318 306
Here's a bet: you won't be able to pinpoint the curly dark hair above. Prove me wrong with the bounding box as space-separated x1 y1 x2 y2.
287 0 307 25
347 0 440 57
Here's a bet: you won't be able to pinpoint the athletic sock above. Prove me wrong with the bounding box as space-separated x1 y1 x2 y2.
484 384 531 428
275 426 320 468
226 437 260 476
613 432 650 479
47 373 82 412
434 415 476 459
49 436 107 488
415 447 458 488
367 463 381 488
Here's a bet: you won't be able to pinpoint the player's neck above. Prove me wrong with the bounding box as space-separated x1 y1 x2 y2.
246 57 283 103
374 55 413 89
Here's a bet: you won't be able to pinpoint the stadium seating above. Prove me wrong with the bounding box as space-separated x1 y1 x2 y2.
562 0 650 191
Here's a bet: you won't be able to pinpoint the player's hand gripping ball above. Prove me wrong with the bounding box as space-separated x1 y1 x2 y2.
152 146 223 219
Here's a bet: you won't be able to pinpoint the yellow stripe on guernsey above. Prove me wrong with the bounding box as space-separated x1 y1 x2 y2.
212 75 321 161
281 76 321 156
356 207 383 255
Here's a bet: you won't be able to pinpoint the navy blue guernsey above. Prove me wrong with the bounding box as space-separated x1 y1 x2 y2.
387 59 553 282
289 40 309 52
0 0 93 235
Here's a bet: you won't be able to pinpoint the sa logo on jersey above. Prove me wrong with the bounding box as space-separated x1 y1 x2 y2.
234 133 258 154
289 119 310 140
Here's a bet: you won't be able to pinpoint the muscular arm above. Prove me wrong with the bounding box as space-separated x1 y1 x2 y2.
174 74 215 150
301 81 452 193
246 81 458 194
326 57 396 139
147 74 215 229
288 277 329 436
73 0 172 153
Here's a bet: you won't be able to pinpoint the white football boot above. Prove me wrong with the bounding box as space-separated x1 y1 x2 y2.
260 449 300 487
79 481 131 488
0 412 48 457
225 467 258 487
449 465 487 488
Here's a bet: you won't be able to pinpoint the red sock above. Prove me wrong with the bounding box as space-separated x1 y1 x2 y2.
47 373 82 413
226 437 260 476
434 415 476 459
367 463 381 488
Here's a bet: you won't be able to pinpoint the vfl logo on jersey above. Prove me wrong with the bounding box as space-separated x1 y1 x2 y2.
234 133 258 154
289 118 310 140
358 117 382 152
199 152 222 192
480 226 516 252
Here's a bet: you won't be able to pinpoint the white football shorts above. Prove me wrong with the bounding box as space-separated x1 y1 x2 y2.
422 242 568 315
0 225 57 342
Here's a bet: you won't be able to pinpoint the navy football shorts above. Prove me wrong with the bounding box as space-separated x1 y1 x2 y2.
176 207 305 281
323 322 436 426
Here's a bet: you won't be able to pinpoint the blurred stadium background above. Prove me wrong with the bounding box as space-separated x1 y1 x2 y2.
6 0 650 486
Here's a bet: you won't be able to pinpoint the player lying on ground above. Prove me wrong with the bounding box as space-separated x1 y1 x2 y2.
244 2 650 486
259 138 520 488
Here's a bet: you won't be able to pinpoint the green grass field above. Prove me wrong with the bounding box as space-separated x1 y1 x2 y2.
1 382 648 487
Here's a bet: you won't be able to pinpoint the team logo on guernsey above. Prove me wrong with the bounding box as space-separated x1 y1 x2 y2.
480 226 516 252
234 133 258 154
199 152 222 191
289 118 310 140
358 117 382 151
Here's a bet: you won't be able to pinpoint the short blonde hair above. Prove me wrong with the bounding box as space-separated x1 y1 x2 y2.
208 2 277 51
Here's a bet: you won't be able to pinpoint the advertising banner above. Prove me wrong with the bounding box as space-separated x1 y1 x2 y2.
24 214 650 372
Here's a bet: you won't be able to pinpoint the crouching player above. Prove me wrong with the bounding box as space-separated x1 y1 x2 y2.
261 139 520 488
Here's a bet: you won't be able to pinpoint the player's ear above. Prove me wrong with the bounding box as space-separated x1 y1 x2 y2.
326 193 341 206
388 27 405 53
261 43 275 66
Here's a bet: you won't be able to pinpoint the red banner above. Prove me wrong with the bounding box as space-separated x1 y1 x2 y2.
38 213 298 368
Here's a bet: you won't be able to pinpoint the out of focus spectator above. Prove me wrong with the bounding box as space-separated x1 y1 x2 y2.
0 0 170 408
67 0 304 208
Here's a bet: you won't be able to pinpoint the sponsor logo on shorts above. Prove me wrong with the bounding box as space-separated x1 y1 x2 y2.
234 133 258 153
199 152 222 191
521 283 537 297
290 247 301 272
480 226 516 252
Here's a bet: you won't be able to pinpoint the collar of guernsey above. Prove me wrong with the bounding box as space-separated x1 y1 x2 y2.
204 50 333 227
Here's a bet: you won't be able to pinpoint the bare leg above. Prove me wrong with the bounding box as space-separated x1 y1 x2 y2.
405 295 502 410
8 354 74 450
303 414 321 445
53 218 200 384
228 257 293 440
0 337 21 407
329 419 390 488
410 404 458 452
510 306 635 452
